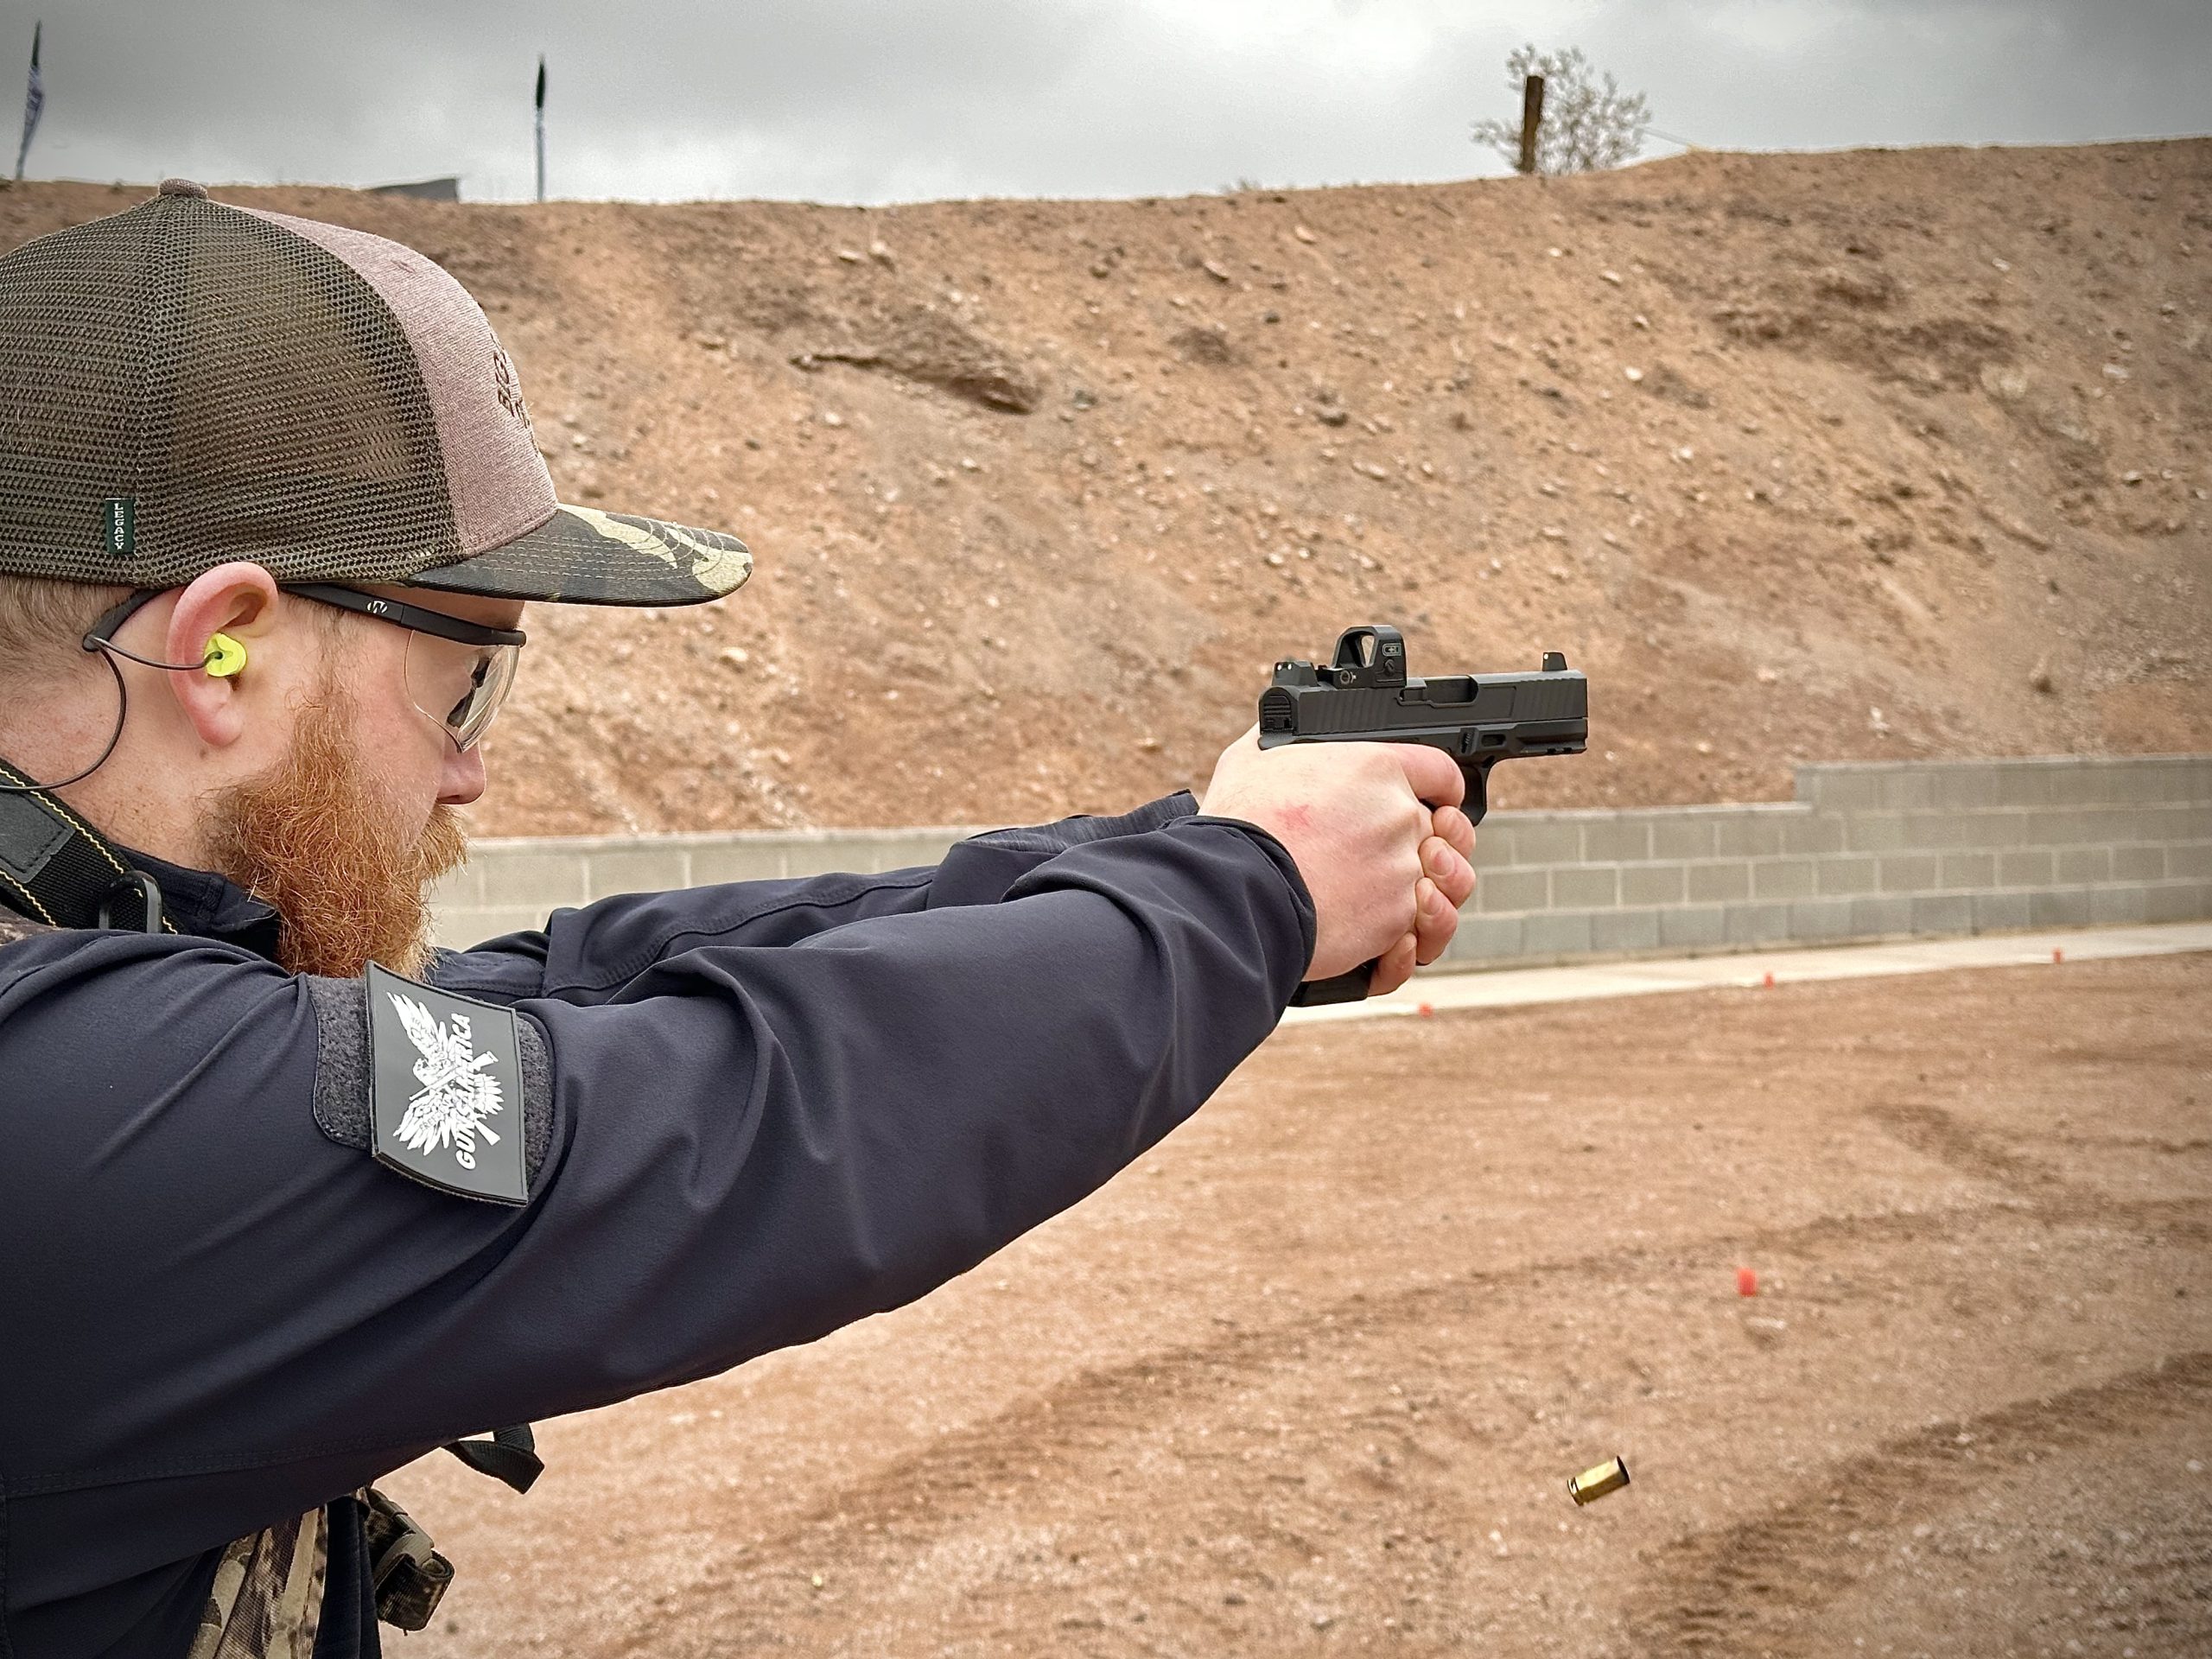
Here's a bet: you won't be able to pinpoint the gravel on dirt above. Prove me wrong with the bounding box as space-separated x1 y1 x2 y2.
378 952 2212 1657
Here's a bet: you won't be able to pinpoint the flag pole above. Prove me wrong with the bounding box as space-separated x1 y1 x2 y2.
15 21 42 183
533 55 545 203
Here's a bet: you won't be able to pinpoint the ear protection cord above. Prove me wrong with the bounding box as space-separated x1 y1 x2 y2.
0 648 132 794
92 634 242 674
84 587 244 675
0 589 240 796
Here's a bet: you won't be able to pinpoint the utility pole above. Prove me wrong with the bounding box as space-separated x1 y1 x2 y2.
533 55 546 203
1516 73 1545 175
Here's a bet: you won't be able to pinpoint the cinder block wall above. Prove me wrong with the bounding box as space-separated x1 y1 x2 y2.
1444 753 2212 968
432 755 2212 966
431 826 977 946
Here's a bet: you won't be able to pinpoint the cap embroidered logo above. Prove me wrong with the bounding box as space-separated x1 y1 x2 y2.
491 345 529 426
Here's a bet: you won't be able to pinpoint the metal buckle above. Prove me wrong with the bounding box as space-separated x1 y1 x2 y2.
95 871 164 933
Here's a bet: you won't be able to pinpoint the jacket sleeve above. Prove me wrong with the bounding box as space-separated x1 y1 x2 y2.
431 792 1204 1006
0 814 1312 1618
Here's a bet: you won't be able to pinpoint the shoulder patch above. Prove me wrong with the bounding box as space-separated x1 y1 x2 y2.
306 974 551 1201
364 963 531 1205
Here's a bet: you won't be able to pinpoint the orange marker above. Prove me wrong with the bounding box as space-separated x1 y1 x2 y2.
1761 970 1776 989
2052 947 2063 964
1417 1001 1434 1019
1737 1267 1758 1297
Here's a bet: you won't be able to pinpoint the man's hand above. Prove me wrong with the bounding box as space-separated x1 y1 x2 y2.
1198 728 1478 995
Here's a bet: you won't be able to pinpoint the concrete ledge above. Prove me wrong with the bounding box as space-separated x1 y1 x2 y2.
1796 754 2212 811
1289 922 2212 1027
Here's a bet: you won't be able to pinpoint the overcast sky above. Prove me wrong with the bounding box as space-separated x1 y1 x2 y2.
8 0 2208 204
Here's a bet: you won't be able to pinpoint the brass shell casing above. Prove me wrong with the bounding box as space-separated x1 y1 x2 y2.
1567 1456 1631 1506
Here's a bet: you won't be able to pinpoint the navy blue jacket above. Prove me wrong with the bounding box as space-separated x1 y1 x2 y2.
0 795 1313 1657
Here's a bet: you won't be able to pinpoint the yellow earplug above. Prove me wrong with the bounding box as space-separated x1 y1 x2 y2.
204 632 247 678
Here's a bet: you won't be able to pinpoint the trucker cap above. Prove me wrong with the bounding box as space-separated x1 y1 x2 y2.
0 178 750 606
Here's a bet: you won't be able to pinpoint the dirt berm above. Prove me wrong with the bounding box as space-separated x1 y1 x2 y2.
3 141 2206 835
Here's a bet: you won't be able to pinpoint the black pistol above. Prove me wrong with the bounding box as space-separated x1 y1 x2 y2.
1258 624 1588 1006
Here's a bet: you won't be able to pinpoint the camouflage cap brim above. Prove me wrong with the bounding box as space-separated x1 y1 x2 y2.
401 503 753 607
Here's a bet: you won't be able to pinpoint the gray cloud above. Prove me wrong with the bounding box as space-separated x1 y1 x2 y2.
10 0 2209 204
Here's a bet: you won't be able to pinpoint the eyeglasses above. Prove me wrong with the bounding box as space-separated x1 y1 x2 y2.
282 585 526 751
85 584 528 753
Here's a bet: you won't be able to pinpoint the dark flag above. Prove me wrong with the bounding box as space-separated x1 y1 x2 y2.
528 55 542 203
14 22 41 183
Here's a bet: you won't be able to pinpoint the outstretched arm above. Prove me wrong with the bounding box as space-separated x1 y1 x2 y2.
432 793 1205 1006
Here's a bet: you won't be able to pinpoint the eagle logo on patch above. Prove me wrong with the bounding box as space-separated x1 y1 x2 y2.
387 990 506 1170
365 963 529 1205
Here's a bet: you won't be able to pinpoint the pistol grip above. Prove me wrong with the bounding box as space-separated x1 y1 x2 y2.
1288 963 1373 1007
1289 758 1495 1009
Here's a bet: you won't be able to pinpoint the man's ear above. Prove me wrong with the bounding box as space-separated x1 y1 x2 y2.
162 562 283 749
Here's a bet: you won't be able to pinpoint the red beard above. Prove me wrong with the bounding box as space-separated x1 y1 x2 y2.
204 680 467 978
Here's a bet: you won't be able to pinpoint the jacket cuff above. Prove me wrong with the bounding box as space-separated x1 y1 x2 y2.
1181 813 1319 990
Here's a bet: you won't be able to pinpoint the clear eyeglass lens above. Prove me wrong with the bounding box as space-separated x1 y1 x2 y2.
403 632 520 751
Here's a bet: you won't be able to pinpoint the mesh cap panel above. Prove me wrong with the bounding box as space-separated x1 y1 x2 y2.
0 207 154 572
0 191 461 586
0 184 752 608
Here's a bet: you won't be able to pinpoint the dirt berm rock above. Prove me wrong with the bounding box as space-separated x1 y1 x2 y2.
3 141 2204 835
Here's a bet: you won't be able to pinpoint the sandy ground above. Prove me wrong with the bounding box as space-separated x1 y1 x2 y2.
5 142 2205 836
378 952 2212 1657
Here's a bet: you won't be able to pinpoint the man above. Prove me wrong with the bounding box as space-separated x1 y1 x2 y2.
0 181 1477 1658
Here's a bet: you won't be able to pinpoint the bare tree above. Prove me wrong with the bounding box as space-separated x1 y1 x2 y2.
1472 45 1649 175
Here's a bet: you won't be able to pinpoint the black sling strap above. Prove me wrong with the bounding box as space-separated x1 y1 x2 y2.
0 753 170 932
443 1422 543 1492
